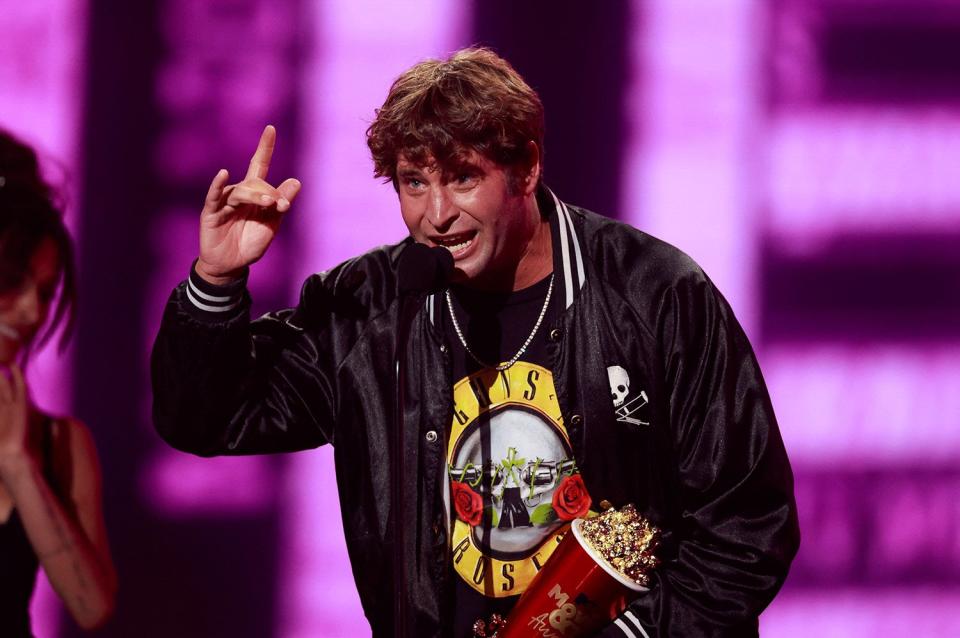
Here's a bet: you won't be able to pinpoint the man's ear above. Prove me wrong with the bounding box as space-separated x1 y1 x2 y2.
521 140 541 196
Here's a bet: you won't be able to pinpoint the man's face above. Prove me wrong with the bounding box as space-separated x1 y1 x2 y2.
397 150 534 288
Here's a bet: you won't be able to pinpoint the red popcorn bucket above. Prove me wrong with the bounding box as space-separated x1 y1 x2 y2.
498 519 648 638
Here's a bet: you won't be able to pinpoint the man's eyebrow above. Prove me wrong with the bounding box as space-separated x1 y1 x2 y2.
444 161 483 176
397 166 425 178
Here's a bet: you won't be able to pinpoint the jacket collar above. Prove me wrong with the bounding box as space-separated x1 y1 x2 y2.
540 184 586 309
423 184 586 324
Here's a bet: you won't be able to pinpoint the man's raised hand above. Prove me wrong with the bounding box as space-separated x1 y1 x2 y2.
195 125 302 285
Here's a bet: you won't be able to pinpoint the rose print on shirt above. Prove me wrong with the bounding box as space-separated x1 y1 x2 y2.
452 480 484 526
552 474 592 521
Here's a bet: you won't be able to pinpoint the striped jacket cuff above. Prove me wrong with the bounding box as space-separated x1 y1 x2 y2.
184 259 248 318
606 609 653 638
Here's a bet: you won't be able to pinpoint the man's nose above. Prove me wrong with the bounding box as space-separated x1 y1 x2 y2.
425 186 457 229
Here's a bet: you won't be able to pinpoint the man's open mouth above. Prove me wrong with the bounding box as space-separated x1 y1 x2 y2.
433 231 476 254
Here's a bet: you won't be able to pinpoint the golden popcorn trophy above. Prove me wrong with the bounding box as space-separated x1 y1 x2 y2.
474 505 660 638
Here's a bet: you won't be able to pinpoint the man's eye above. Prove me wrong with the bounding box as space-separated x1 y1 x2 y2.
455 174 476 185
406 178 423 189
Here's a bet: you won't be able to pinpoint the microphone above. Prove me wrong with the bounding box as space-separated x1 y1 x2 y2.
397 242 454 295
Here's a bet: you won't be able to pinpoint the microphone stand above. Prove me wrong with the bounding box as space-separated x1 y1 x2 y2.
393 292 421 638
393 244 453 638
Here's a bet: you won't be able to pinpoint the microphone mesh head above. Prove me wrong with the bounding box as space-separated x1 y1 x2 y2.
397 242 454 294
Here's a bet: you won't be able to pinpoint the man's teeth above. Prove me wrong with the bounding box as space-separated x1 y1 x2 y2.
0 323 19 340
442 237 473 253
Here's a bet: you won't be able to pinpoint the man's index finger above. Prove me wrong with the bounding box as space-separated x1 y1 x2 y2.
246 125 277 180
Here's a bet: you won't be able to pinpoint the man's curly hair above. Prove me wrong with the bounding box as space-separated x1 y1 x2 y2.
367 47 544 191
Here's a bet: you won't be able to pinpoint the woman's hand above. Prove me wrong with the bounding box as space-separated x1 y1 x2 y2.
0 363 30 471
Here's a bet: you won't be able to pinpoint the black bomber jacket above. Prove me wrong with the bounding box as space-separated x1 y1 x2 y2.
151 188 799 637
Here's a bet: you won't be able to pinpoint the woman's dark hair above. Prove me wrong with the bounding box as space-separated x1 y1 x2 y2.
0 129 77 351
367 47 545 191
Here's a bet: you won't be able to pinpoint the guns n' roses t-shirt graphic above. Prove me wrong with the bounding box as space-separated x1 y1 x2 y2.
447 361 592 598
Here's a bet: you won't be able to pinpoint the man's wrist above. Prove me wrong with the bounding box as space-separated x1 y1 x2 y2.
194 259 246 287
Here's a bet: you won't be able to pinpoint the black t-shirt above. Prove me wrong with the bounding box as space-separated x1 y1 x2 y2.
441 273 595 637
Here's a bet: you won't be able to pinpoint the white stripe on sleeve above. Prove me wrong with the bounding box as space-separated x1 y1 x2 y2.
185 286 240 313
624 610 651 638
187 277 237 303
613 618 637 637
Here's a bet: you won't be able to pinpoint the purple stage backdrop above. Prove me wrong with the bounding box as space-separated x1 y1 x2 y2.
2 0 958 636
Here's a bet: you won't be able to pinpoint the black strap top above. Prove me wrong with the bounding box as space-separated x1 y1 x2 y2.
0 416 56 638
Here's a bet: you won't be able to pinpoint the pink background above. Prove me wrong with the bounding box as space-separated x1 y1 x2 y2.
2 0 958 635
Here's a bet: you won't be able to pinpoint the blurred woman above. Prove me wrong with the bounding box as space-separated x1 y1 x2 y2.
0 129 116 635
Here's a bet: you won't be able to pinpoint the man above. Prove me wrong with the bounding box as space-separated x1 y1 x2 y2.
152 48 799 637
